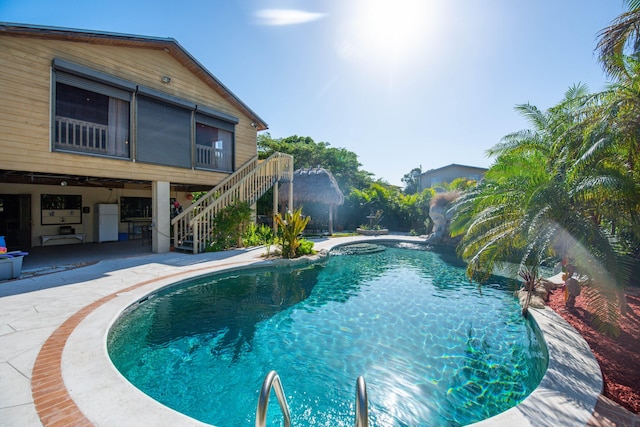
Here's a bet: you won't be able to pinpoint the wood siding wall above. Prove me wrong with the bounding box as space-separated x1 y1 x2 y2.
0 36 259 186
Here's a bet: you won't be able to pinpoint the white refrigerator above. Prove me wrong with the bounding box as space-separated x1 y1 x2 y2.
95 204 119 242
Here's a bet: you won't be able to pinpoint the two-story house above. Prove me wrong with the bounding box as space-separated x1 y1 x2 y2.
0 23 291 253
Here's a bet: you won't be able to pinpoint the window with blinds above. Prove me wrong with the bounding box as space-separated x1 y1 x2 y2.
51 58 239 172
53 73 131 158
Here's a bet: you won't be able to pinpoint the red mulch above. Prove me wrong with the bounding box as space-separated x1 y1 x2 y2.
547 287 640 414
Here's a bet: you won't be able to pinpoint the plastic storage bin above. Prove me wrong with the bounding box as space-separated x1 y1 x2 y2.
0 251 29 280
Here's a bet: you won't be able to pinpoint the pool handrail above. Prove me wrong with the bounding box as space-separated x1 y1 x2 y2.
355 376 369 427
255 370 291 427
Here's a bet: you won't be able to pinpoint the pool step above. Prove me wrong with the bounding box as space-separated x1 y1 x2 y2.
254 371 369 427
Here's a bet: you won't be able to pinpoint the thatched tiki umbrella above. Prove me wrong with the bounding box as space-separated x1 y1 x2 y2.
278 168 344 234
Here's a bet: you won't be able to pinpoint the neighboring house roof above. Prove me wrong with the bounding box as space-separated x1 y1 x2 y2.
0 22 268 130
421 163 488 176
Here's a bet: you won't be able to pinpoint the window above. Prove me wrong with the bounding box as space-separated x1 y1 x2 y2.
41 194 82 225
53 71 131 158
120 197 152 221
194 109 236 172
195 121 233 172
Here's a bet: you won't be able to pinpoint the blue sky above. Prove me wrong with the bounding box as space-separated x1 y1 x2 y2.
0 0 628 186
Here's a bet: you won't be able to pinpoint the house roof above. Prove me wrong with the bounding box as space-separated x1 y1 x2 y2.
420 163 488 176
0 22 268 130
278 168 345 206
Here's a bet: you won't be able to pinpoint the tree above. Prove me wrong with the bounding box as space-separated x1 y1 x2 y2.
582 57 640 289
398 188 434 233
257 133 372 191
401 166 422 194
450 85 632 334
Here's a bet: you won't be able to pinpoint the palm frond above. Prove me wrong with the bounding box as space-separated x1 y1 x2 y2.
563 82 591 101
513 103 548 129
574 136 615 168
596 9 640 78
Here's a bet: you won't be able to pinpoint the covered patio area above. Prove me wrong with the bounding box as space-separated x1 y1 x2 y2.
20 240 153 276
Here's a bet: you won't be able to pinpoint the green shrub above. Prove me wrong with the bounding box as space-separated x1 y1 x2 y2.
242 222 274 247
296 238 315 256
205 202 252 252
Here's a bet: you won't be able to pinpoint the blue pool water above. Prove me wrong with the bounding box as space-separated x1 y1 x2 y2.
108 243 547 426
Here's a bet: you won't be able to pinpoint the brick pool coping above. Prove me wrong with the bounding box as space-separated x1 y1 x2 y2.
25 237 603 426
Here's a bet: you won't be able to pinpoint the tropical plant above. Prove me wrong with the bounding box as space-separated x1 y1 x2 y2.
296 238 316 256
275 208 311 259
450 84 633 335
242 222 274 248
579 57 640 294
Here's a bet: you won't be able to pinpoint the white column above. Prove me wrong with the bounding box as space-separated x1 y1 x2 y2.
152 181 171 253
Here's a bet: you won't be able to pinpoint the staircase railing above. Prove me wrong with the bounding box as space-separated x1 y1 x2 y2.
172 152 293 253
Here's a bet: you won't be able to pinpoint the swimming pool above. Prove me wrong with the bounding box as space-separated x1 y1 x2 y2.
108 242 547 426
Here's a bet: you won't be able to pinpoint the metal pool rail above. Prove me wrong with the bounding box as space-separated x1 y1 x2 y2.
255 371 370 427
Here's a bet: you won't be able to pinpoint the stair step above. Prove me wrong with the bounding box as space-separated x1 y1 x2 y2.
174 244 194 253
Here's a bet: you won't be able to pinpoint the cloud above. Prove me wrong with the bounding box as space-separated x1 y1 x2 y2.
255 9 326 26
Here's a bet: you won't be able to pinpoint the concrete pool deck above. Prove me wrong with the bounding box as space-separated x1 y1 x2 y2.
0 235 637 426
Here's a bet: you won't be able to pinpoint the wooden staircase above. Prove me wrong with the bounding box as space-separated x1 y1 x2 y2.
171 152 293 254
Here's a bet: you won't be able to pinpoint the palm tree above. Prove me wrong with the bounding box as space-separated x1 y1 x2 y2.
596 0 640 78
580 58 640 293
450 85 631 334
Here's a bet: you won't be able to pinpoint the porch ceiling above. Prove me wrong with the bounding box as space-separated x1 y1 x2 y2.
0 170 209 192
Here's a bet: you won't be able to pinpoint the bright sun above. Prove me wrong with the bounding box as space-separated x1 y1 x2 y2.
343 0 440 66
